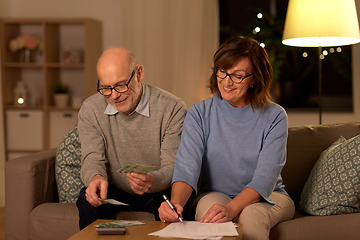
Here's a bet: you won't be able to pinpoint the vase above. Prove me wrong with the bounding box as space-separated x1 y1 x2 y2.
21 48 33 63
54 94 69 107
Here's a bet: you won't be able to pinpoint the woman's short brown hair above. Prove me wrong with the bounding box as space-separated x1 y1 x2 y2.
209 36 273 109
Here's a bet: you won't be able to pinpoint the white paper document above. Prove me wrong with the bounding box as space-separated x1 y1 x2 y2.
149 221 239 239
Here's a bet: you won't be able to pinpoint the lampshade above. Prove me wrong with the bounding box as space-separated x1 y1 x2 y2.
282 0 360 47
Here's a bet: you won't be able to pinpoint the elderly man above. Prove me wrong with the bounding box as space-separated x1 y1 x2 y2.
76 47 187 229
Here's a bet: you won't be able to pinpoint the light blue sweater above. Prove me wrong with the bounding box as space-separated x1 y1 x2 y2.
172 95 289 204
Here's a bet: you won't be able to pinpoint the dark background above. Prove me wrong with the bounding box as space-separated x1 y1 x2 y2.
218 0 353 111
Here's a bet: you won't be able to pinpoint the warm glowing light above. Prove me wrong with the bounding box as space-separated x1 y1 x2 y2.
18 98 24 104
260 43 265 48
320 54 325 60
322 50 328 56
337 47 342 52
282 0 360 47
257 13 263 19
330 48 335 53
302 52 308 57
254 27 261 33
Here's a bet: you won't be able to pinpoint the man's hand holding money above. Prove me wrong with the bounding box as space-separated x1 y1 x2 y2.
118 164 155 195
127 171 155 195
86 174 109 207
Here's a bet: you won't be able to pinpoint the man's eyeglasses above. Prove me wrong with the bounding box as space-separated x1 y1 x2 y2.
97 67 137 96
214 67 253 84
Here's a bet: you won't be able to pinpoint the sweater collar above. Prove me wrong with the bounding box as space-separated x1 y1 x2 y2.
104 83 150 117
216 95 258 123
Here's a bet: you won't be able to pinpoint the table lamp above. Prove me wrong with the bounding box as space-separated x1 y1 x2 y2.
282 0 360 124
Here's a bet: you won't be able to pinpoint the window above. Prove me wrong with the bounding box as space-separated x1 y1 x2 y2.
219 0 353 111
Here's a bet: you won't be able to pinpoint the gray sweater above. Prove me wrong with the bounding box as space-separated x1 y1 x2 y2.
78 84 187 194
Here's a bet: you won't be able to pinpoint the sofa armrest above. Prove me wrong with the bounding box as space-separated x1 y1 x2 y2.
5 149 58 240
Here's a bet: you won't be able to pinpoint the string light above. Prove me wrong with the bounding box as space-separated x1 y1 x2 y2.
260 42 265 48
322 50 328 56
336 47 342 52
257 13 263 19
329 48 335 53
302 52 308 57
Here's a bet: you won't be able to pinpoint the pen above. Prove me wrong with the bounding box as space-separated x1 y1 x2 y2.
163 195 183 222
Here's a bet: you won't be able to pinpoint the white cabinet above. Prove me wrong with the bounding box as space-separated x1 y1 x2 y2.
49 110 78 149
6 110 43 150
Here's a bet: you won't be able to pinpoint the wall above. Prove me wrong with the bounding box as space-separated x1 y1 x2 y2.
0 0 126 50
0 62 4 206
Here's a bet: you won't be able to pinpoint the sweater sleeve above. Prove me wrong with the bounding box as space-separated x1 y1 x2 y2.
150 99 187 192
172 105 205 193
246 106 288 204
78 97 108 187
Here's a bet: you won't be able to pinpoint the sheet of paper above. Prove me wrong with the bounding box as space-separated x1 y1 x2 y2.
149 221 238 239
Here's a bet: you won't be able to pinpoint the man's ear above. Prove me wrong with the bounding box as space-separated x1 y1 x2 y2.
137 65 144 82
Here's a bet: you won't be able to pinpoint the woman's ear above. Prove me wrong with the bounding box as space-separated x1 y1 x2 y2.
251 78 256 87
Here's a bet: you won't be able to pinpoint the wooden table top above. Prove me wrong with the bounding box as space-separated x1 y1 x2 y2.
68 219 243 240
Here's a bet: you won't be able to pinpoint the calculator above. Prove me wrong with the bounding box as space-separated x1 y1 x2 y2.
95 225 126 235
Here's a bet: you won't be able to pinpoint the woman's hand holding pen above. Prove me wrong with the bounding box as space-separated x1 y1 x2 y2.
159 200 183 223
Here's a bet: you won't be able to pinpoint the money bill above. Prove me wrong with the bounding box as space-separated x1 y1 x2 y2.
94 195 129 206
117 164 155 174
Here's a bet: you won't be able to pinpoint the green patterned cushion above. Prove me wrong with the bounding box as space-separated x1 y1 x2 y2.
55 126 85 204
300 134 360 215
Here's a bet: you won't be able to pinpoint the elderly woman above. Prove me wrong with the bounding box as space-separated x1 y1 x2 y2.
158 36 295 240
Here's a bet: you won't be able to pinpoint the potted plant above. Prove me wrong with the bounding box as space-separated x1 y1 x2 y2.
54 82 69 107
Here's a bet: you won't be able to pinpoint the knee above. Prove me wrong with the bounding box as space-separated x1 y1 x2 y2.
195 192 231 221
239 204 270 227
239 204 271 240
195 194 214 221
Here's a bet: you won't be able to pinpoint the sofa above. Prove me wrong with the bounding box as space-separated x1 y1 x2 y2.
5 121 360 240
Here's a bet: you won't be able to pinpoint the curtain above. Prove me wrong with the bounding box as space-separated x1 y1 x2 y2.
121 0 219 108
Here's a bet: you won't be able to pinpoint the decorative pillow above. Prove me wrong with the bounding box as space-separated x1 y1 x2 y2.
55 126 85 204
300 133 360 215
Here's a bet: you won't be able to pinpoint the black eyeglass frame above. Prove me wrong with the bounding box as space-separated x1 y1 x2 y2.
214 67 253 84
97 68 137 96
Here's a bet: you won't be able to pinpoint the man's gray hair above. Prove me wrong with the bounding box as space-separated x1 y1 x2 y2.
128 52 139 70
